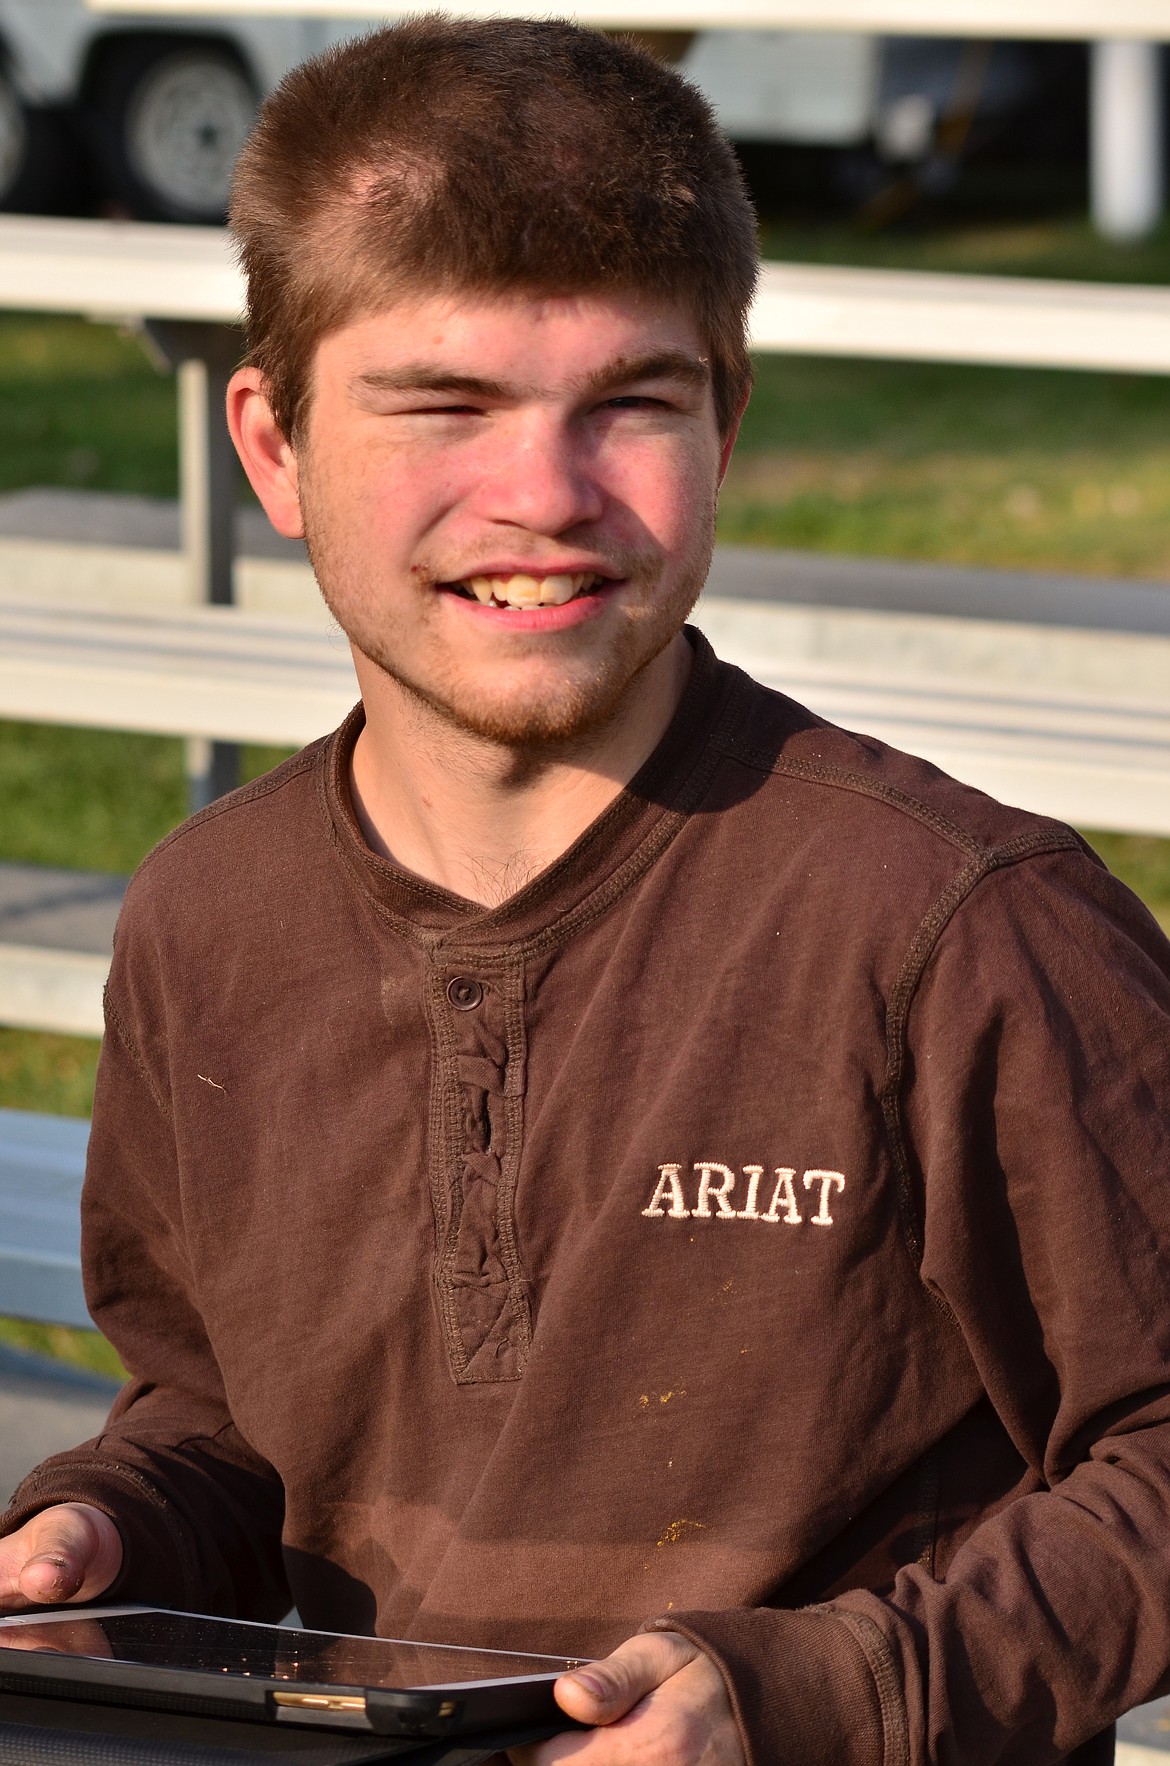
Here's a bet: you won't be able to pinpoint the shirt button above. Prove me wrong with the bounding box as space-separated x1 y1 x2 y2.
446 976 484 1011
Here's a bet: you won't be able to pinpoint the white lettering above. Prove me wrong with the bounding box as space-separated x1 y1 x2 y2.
642 1164 690 1219
643 1162 847 1226
737 1166 764 1220
762 1168 802 1225
693 1162 737 1219
803 1169 845 1225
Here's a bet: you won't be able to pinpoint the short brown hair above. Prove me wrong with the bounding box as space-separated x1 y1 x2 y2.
229 15 757 441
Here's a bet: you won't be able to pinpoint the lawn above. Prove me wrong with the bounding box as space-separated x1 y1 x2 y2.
0 313 177 500
722 219 1170 577
2 212 1169 1367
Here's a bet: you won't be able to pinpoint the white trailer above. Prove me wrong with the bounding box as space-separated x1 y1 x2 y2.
0 3 1074 224
0 4 375 218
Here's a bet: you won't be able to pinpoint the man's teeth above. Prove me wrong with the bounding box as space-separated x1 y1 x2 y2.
461 572 597 608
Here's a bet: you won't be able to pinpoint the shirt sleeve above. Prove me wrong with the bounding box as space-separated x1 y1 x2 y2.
0 981 290 1621
665 842 1170 1766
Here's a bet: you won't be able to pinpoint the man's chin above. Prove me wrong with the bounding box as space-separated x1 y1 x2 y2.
401 675 627 749
357 643 661 750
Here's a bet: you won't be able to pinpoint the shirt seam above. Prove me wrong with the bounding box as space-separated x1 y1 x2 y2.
715 736 989 858
102 991 172 1125
881 827 1085 1285
829 1607 910 1766
127 740 326 889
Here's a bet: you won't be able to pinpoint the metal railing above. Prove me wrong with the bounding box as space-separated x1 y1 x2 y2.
7 170 1170 1323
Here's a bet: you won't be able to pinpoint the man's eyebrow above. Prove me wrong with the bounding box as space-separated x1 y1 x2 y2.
580 350 710 395
352 368 512 400
350 350 710 405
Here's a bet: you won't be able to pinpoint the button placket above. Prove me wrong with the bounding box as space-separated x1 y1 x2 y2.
432 962 531 1383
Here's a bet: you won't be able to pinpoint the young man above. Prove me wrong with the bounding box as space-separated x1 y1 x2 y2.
3 19 1170 1766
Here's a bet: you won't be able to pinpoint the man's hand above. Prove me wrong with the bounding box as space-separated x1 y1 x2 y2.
509 1631 746 1766
0 1504 123 1611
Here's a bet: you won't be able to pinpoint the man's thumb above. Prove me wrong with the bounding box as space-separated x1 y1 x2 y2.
1 1504 122 1609
554 1632 699 1725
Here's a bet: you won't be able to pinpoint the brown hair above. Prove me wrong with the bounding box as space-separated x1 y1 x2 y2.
229 15 757 441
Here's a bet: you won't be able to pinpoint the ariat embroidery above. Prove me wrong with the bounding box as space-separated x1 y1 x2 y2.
642 1162 846 1226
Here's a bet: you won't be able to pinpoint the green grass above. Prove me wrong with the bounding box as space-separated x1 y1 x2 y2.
0 313 177 498
0 1316 126 1384
0 1026 100 1117
0 722 294 876
0 723 189 875
1080 833 1170 939
756 214 1170 284
723 339 1170 581
720 215 1170 575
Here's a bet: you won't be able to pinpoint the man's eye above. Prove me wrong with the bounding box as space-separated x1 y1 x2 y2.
604 395 664 410
395 402 485 417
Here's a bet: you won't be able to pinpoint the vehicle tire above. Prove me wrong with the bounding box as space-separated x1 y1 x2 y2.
90 40 257 223
0 70 88 214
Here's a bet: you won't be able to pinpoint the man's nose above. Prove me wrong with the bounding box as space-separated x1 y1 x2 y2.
474 415 606 535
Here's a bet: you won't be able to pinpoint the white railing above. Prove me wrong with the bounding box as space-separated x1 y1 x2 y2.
14 213 1170 372
81 1 1170 38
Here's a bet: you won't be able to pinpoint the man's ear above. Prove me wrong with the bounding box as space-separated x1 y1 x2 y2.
717 383 752 485
226 367 304 540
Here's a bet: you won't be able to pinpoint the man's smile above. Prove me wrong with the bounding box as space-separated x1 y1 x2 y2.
443 570 613 609
431 564 630 632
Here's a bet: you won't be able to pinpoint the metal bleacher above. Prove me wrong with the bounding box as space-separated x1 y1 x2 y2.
2 186 1170 1335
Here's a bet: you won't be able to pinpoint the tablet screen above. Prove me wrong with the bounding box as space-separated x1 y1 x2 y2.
0 1609 582 1691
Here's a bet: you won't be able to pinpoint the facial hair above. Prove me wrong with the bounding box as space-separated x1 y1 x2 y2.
301 495 717 755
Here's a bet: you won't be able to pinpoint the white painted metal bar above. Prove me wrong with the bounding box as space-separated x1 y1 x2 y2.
0 601 360 748
0 531 324 624
0 217 241 324
0 222 248 820
0 1109 89 1331
1092 40 1166 241
148 323 247 808
0 946 108 1039
750 263 1170 374
10 217 1170 376
2 594 1168 837
80 0 1170 38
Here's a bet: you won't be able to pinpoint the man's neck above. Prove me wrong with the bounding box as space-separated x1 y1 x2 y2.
348 637 692 908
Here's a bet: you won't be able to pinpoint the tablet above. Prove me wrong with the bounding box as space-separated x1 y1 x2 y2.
0 1606 590 1739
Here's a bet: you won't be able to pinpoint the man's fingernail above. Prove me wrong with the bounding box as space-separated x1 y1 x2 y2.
565 1671 608 1701
24 1555 79 1594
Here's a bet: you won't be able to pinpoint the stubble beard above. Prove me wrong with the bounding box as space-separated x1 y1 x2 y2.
302 504 717 756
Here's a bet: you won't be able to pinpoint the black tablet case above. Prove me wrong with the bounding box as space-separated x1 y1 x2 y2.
0 1691 556 1765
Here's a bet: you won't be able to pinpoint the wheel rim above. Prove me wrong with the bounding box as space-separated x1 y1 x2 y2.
0 75 27 199
125 52 256 217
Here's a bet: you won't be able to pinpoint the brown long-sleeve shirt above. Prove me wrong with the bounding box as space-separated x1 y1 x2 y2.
6 632 1170 1766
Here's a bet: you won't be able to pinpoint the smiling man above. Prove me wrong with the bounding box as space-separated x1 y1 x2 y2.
263 288 729 902
3 19 1170 1766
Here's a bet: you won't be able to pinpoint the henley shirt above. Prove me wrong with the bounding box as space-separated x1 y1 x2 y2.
6 632 1170 1766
